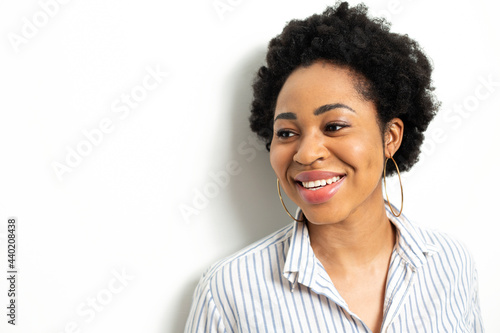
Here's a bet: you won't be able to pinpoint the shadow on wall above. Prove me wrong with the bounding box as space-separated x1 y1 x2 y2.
225 49 297 243
168 48 298 332
167 278 199 333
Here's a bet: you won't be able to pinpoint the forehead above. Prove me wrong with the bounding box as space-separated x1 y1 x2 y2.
276 61 368 111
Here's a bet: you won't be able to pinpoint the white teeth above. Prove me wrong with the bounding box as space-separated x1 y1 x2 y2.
301 176 343 189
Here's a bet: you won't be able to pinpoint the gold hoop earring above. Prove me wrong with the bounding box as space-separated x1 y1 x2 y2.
276 178 304 222
383 156 403 217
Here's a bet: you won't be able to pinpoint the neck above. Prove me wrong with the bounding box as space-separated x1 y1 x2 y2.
307 196 396 272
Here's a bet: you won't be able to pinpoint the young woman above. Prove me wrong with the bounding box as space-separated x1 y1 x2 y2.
185 2 483 332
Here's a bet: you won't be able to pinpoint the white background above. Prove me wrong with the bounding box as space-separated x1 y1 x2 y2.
0 0 499 332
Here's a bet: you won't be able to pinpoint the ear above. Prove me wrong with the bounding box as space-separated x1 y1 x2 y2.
383 118 404 158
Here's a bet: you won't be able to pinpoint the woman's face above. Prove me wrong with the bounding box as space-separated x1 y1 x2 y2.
270 61 394 224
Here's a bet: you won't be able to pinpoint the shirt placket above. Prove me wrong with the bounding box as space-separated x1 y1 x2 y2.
380 254 418 332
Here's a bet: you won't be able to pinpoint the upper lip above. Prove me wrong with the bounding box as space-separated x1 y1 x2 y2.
294 170 346 182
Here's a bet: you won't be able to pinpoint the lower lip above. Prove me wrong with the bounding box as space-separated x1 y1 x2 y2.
296 176 346 205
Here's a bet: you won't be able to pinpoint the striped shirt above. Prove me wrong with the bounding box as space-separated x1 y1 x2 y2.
185 202 483 332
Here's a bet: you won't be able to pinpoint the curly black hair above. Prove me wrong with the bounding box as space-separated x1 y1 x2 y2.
249 1 440 175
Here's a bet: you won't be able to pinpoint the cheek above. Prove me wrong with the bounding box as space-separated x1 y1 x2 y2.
334 135 383 173
270 142 298 181
269 145 286 177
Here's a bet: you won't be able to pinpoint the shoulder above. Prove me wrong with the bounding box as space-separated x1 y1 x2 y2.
418 224 475 263
392 208 477 282
405 220 484 330
187 223 295 330
411 222 477 282
391 209 476 273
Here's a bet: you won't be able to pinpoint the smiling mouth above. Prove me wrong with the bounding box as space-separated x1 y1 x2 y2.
297 175 345 191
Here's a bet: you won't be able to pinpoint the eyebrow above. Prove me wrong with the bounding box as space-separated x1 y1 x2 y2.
274 103 355 122
314 103 355 115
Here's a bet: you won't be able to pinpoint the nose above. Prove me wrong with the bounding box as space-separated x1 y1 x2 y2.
293 130 329 166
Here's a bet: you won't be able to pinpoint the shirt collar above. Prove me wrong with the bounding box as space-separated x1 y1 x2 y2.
282 207 315 291
283 218 313 290
283 202 439 288
385 202 440 270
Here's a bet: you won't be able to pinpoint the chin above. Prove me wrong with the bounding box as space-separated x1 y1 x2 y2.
300 204 347 225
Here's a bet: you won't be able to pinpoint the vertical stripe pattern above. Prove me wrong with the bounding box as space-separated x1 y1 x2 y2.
185 202 484 332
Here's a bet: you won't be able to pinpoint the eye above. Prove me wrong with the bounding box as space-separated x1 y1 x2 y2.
325 123 347 132
276 129 296 139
